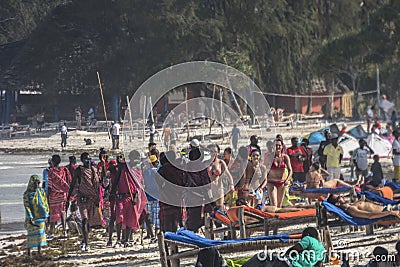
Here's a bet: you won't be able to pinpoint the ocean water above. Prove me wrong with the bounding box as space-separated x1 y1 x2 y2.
0 152 69 226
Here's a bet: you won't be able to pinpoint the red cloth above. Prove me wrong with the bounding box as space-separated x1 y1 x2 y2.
48 166 70 222
286 146 306 173
112 164 148 231
65 163 78 202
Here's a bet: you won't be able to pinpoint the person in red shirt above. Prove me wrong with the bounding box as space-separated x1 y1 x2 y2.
371 118 382 134
340 124 347 136
287 137 307 183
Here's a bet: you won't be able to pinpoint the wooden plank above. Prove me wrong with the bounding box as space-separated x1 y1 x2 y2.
170 244 180 267
238 207 246 239
157 232 168 267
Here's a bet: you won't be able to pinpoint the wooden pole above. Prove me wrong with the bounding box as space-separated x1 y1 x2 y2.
223 57 243 117
158 232 168 267
220 88 224 142
185 87 190 141
97 72 110 139
143 96 147 142
126 96 134 141
149 96 154 124
209 85 216 135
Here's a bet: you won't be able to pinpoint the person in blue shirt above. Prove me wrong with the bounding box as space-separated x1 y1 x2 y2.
42 158 52 196
243 227 325 267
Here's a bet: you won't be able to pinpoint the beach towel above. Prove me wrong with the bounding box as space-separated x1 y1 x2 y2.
226 206 316 223
211 210 231 226
164 228 290 248
322 200 392 226
359 191 399 206
372 186 394 200
386 181 400 190
290 186 352 194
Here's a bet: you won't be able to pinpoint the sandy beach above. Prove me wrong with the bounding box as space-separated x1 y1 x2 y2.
0 121 399 266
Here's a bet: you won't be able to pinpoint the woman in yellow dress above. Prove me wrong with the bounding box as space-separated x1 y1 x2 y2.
23 174 49 257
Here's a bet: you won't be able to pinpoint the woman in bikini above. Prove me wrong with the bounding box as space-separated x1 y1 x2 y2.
305 162 352 190
266 138 292 208
239 149 267 208
207 144 234 211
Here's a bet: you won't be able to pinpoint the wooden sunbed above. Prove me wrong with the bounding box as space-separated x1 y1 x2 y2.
225 206 317 239
158 231 301 267
315 202 400 250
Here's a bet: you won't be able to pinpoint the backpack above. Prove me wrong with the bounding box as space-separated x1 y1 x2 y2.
195 247 226 267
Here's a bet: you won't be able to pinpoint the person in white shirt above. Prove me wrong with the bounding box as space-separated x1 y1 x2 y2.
60 122 68 148
352 138 374 185
111 121 121 149
392 131 400 179
149 123 155 144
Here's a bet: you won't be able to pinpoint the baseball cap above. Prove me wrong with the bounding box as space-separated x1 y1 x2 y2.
190 138 200 148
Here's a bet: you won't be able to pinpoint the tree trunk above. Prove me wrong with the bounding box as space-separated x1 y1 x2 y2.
352 76 360 119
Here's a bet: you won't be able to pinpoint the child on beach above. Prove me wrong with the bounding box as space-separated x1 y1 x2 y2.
66 202 82 235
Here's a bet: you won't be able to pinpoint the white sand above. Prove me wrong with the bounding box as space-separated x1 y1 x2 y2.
0 121 398 266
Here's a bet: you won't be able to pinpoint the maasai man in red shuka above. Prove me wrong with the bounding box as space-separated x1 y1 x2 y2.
65 156 78 202
107 159 118 247
67 152 102 252
48 154 71 237
97 148 110 226
110 155 147 247
128 150 155 241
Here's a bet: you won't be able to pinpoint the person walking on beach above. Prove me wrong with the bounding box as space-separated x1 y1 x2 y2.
240 149 267 209
161 124 172 150
75 106 82 130
42 158 52 196
109 155 141 247
207 144 234 211
266 138 292 208
67 152 102 251
231 124 240 153
60 122 68 148
248 135 261 156
157 151 185 233
48 155 71 238
392 131 400 180
185 147 212 232
23 175 49 257
323 133 343 181
143 154 160 238
127 150 155 241
111 121 121 150
97 148 110 226
65 156 78 204
149 123 155 144
366 106 375 133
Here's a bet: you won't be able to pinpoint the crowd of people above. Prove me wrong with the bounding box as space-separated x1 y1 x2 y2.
22 124 400 266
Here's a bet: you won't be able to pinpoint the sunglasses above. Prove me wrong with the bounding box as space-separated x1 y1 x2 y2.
335 195 343 202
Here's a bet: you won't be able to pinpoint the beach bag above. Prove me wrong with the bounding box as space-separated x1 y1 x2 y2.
195 247 226 267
